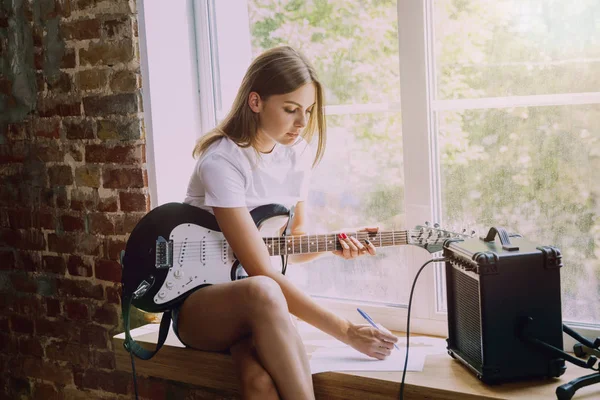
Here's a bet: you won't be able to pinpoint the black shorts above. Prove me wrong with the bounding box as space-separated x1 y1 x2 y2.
171 301 190 348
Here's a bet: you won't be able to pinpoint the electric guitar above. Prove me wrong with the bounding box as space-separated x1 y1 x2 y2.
121 202 468 313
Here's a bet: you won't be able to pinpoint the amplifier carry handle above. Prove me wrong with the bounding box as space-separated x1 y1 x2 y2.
480 226 519 251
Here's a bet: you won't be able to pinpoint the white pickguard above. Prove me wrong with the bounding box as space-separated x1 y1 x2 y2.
153 216 289 305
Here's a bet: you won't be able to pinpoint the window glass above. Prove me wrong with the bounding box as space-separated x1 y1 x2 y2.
439 104 600 324
249 0 401 105
435 0 600 99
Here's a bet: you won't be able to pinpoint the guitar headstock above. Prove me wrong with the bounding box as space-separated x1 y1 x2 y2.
409 222 475 253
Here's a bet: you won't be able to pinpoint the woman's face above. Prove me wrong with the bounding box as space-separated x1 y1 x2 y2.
250 82 316 152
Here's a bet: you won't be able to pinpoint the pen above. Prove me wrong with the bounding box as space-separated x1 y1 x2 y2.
357 308 400 350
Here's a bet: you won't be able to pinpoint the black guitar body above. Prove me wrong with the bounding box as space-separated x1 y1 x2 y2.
121 202 290 313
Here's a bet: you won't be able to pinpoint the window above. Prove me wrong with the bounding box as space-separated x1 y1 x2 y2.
139 0 600 337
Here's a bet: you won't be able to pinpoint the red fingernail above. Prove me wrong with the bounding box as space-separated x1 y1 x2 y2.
339 233 347 239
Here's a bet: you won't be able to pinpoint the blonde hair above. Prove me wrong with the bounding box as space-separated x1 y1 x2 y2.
192 46 326 167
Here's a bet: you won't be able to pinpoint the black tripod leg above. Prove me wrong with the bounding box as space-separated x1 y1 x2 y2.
556 372 600 400
564 324 600 350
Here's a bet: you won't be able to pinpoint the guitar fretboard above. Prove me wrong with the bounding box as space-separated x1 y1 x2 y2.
262 231 409 256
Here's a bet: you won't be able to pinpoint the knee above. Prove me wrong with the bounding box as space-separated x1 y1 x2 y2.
240 365 278 399
244 276 288 313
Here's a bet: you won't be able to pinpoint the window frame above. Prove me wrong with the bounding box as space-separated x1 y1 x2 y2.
137 0 202 206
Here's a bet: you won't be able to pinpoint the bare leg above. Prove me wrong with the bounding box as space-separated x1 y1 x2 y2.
231 337 279 400
177 276 314 400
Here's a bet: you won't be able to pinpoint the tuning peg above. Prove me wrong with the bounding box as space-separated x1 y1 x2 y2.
471 230 476 236
425 221 430 227
433 223 440 229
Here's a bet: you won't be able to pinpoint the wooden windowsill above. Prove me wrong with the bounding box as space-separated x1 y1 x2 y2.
113 323 600 399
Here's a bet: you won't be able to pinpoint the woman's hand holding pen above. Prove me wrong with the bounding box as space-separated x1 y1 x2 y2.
345 323 399 360
332 227 378 259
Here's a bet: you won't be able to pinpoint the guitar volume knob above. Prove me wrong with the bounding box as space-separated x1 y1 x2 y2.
174 270 183 279
166 281 173 289
158 291 166 299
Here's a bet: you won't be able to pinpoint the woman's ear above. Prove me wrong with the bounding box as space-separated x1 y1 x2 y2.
248 92 262 113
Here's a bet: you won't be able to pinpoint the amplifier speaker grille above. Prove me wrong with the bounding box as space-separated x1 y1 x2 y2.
449 265 482 366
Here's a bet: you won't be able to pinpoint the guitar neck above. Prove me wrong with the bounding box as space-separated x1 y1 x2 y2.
262 231 409 256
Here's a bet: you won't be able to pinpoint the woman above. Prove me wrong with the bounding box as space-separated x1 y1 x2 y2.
174 46 398 400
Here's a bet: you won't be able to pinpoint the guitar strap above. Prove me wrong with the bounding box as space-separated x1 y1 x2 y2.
121 293 172 360
285 205 296 236
120 250 171 361
281 205 295 275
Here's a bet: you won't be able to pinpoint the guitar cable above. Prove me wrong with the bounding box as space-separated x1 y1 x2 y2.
399 257 447 400
130 345 139 400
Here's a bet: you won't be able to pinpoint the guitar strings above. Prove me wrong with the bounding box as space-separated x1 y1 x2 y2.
167 232 446 251
172 243 447 260
171 246 448 260
166 238 442 253
166 231 434 247
165 232 449 259
169 233 414 253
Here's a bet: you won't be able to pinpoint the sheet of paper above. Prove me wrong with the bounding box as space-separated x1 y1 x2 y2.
309 346 428 375
304 337 447 355
303 339 348 348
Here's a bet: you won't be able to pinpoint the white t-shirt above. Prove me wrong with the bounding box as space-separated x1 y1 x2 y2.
184 136 313 213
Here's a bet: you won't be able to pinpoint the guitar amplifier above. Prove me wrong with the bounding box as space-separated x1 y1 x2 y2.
443 227 566 384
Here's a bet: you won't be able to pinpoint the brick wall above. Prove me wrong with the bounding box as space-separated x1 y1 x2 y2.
0 1 224 398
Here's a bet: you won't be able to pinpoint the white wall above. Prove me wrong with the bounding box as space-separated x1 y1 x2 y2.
137 0 202 207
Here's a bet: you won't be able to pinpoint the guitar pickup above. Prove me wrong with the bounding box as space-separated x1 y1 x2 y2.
222 241 229 263
155 236 173 268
